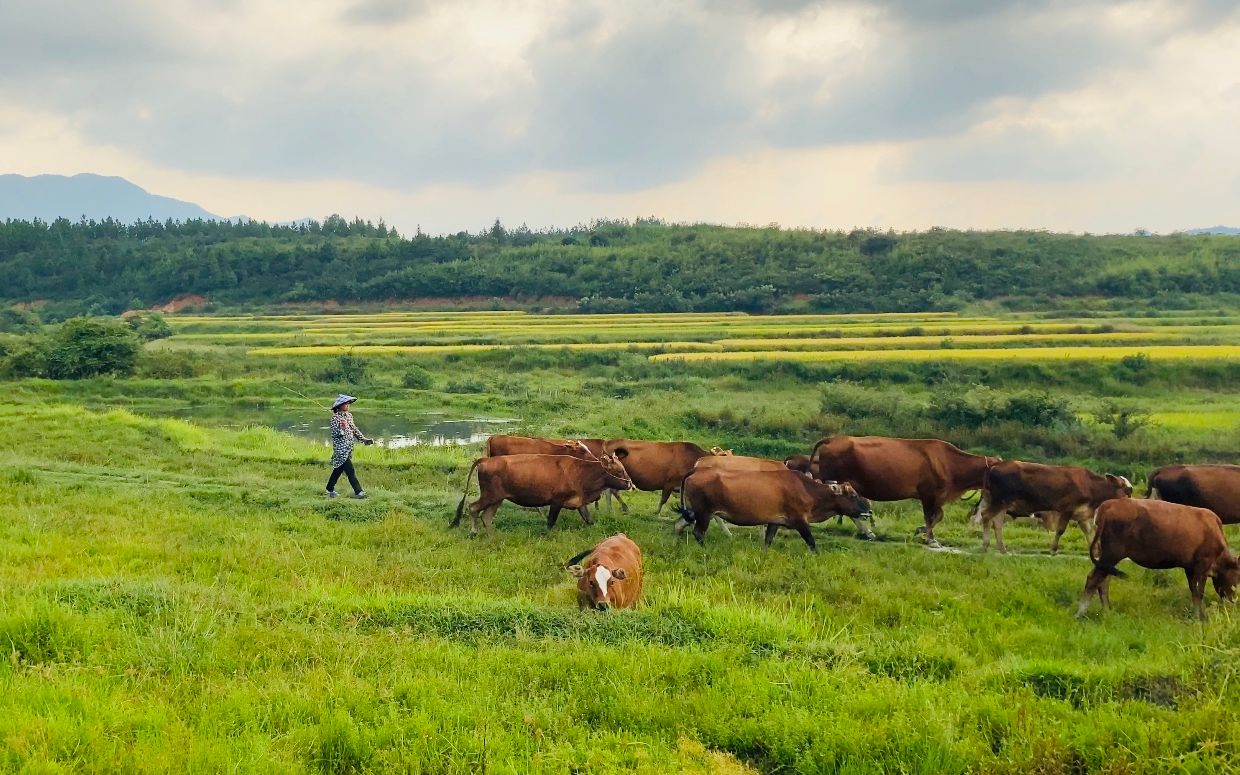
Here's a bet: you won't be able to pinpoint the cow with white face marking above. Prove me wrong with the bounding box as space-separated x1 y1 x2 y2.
972 460 1133 554
566 534 643 611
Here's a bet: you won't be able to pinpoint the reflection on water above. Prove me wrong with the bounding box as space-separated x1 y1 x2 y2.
275 413 518 449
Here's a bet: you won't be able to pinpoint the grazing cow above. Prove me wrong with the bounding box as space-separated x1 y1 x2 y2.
974 461 1132 554
1147 464 1240 524
1077 498 1240 621
677 468 874 550
566 533 643 611
485 435 628 512
812 436 998 547
604 440 723 514
451 453 634 535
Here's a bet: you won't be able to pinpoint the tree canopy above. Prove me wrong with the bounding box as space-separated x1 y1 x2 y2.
2 216 1237 316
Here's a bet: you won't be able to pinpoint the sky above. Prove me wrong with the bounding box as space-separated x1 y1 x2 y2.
2 0 1238 235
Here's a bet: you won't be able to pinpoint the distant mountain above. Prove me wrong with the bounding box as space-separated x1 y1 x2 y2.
0 173 220 223
1184 225 1240 235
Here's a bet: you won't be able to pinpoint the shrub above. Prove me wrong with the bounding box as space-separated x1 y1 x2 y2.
0 306 42 334
317 353 369 384
400 365 434 389
1093 401 1152 440
14 318 142 379
126 312 174 341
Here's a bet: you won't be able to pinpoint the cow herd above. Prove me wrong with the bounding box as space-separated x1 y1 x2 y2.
452 434 1240 620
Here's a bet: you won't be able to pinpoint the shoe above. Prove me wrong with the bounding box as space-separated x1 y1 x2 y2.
326 490 338 498
352 491 367 499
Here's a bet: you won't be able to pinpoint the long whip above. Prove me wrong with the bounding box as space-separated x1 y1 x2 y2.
274 382 331 410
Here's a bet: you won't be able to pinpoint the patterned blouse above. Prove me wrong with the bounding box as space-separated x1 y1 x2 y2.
329 411 369 468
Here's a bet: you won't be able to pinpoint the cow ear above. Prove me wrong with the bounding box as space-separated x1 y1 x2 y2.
612 568 627 580
567 564 585 577
613 448 629 459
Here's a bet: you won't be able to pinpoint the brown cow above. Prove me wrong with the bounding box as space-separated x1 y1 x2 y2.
604 440 722 514
974 461 1132 554
677 468 874 550
1077 498 1240 621
485 435 629 512
1147 464 1240 524
783 454 816 477
451 453 634 535
694 454 786 472
812 436 998 547
566 533 643 611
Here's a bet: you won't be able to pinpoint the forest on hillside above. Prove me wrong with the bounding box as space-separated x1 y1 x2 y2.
1 215 1238 318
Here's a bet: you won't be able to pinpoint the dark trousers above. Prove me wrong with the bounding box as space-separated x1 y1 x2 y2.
327 459 362 494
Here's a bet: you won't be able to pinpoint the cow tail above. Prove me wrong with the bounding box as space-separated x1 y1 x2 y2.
1088 511 1126 578
451 458 483 527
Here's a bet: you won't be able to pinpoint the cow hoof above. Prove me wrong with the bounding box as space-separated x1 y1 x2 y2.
860 532 876 541
926 538 942 549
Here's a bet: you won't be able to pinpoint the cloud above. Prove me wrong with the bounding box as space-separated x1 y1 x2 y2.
0 0 1237 235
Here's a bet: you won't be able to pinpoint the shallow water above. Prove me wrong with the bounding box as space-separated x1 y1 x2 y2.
274 411 519 449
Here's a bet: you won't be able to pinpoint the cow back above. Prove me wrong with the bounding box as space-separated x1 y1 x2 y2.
1150 465 1240 524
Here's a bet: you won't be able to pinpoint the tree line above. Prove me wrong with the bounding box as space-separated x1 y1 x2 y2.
1 216 1238 317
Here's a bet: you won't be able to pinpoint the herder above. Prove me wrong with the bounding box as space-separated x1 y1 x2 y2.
326 394 374 498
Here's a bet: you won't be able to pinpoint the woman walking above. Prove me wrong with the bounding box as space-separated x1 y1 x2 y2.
326 394 374 498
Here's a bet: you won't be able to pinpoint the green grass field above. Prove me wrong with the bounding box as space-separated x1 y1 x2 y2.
4 310 1239 772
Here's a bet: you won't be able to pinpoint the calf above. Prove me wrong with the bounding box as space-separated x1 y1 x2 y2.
678 468 874 551
451 453 633 535
1147 464 1240 524
566 533 643 611
1077 498 1240 622
974 461 1132 554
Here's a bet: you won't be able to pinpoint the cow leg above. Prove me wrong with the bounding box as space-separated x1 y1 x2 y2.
611 490 629 514
764 524 779 547
481 505 499 534
794 522 818 553
1187 567 1208 622
655 487 675 515
1049 512 1071 555
546 505 561 529
577 505 594 526
1077 566 1108 618
921 498 945 547
713 515 734 537
992 512 1009 554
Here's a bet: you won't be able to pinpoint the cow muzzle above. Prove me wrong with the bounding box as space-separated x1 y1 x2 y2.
594 601 609 612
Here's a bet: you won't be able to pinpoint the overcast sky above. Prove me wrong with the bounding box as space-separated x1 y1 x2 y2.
2 0 1238 234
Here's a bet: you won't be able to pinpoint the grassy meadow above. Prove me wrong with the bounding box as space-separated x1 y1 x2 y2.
3 309 1240 773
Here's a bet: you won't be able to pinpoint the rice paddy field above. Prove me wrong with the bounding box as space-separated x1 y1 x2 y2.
4 308 1240 772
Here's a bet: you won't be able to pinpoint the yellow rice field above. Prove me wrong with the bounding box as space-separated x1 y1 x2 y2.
650 344 1240 363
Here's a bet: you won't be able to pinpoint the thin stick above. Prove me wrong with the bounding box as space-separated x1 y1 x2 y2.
274 382 330 410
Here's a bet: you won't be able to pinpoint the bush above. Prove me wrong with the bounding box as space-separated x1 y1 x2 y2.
3 318 144 379
126 312 173 341
928 387 1076 430
401 365 434 389
0 306 42 334
1093 401 1152 440
317 353 369 384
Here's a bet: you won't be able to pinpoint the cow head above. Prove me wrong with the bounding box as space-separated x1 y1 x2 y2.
819 480 873 520
1213 553 1240 602
568 561 628 611
598 454 635 490
710 446 734 456
1105 474 1134 497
